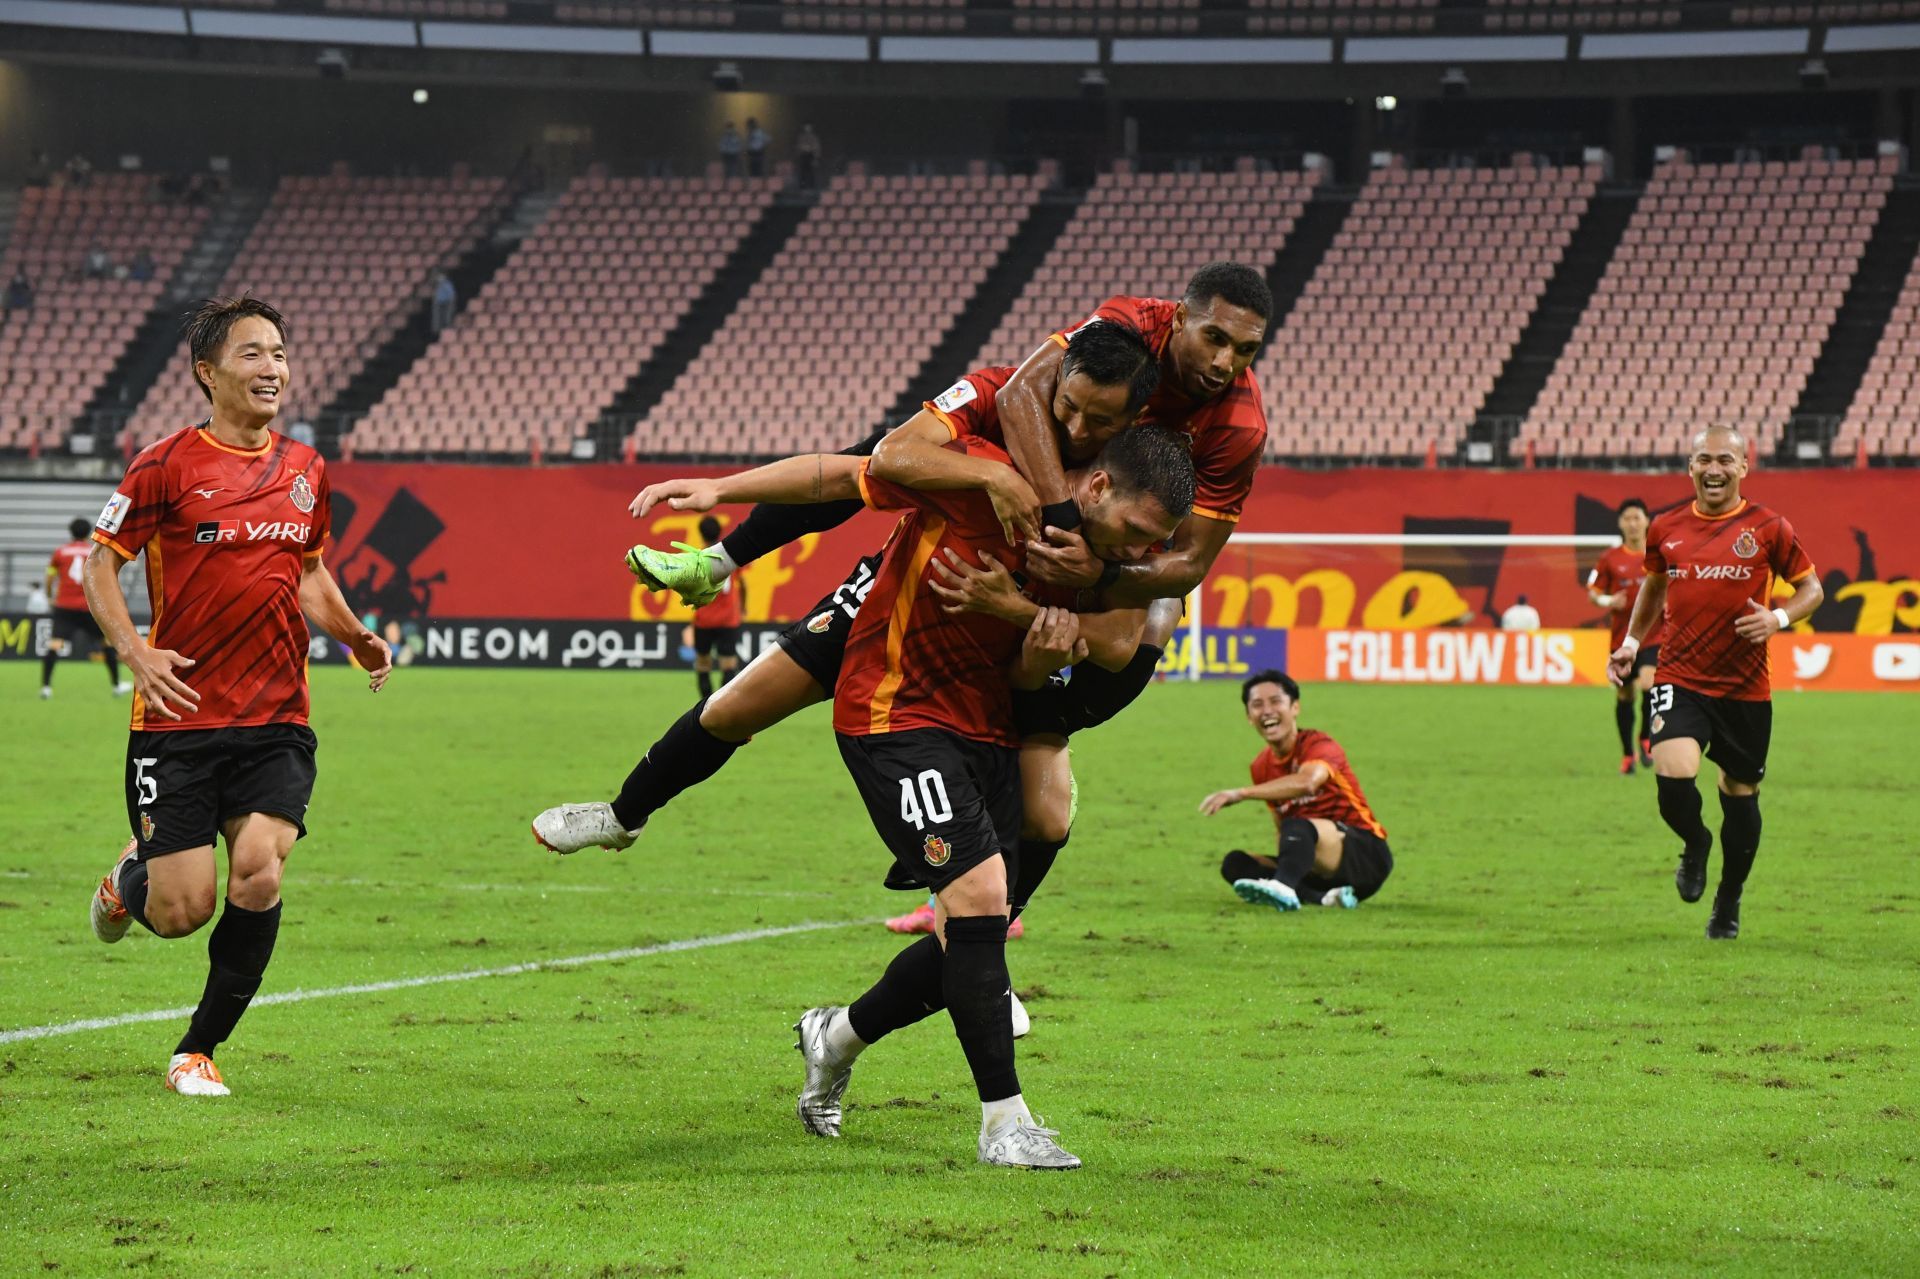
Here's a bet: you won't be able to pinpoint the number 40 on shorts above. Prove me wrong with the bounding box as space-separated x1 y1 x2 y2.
898 769 953 831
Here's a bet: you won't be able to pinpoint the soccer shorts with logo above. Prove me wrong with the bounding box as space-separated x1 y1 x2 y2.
835 728 1021 894
775 553 881 693
692 626 740 659
1647 682 1772 784
50 606 105 653
125 724 319 859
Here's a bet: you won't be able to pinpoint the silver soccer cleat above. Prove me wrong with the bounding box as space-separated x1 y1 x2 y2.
979 1115 1081 1170
794 1005 856 1138
530 802 640 855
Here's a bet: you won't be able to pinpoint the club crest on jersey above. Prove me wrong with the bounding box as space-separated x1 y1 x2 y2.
1732 530 1758 559
923 835 952 867
807 612 834 634
289 473 316 514
140 812 154 841
1650 715 1665 736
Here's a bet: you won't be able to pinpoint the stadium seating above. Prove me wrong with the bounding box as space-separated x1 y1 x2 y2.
1518 154 1892 462
1837 245 1920 462
636 171 1045 457
973 166 1321 373
1260 160 1600 461
120 173 509 451
353 174 782 457
0 175 208 454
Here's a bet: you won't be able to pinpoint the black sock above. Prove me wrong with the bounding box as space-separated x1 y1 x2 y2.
847 934 946 1043
175 899 282 1058
609 698 741 830
696 669 713 698
120 856 152 931
105 650 121 685
1059 643 1163 735
1717 791 1762 898
1272 820 1319 887
942 914 1018 1103
720 497 866 570
719 666 733 688
1615 698 1636 755
40 653 54 686
1010 835 1066 922
1220 849 1274 885
1656 774 1712 850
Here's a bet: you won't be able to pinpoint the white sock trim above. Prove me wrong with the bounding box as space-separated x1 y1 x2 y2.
709 543 740 578
825 1007 867 1060
981 1093 1029 1133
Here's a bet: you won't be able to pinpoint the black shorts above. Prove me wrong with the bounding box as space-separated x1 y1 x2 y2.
776 553 880 693
1326 825 1394 901
836 728 1021 894
51 607 103 651
1647 682 1771 785
1011 649 1159 741
125 723 319 859
692 626 740 658
1632 643 1660 676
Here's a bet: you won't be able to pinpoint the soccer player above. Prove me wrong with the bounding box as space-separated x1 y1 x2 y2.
1200 670 1393 912
82 297 393 1096
1588 498 1662 774
42 516 130 699
1607 425 1822 940
688 515 741 698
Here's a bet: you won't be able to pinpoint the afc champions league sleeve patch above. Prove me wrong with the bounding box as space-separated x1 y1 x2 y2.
97 491 131 535
1732 529 1758 559
289 473 316 514
932 380 978 415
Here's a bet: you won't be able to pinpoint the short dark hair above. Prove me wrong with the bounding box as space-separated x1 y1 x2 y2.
1183 261 1273 322
698 515 723 545
1062 321 1159 415
1092 425 1195 522
1241 669 1299 706
69 517 92 541
1617 497 1649 518
185 296 288 403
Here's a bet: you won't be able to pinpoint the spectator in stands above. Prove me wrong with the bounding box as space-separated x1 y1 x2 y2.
28 149 52 187
5 269 32 312
289 417 317 449
796 124 821 189
84 245 113 280
1500 595 1542 632
718 121 743 178
129 249 156 283
65 153 93 188
746 118 769 178
430 269 457 333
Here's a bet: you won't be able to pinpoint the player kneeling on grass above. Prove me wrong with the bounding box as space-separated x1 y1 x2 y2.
1199 670 1393 912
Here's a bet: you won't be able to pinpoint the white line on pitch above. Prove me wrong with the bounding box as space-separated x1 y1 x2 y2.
0 918 880 1046
299 876 843 900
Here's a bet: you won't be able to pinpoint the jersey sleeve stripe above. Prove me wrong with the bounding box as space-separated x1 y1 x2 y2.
1047 332 1069 350
856 461 877 510
868 515 948 735
91 531 136 560
924 404 960 438
1324 770 1385 838
1190 505 1239 524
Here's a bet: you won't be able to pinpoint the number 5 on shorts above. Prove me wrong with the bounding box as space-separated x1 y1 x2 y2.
133 757 160 805
898 769 953 831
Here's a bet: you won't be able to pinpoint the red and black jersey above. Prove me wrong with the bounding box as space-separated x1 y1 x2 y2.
1588 543 1665 650
1251 729 1386 839
94 426 331 732
1053 295 1268 524
47 539 92 611
835 436 1073 748
923 366 1015 444
693 577 741 629
1643 498 1815 702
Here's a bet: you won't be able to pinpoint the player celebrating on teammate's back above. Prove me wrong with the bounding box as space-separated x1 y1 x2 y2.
1608 425 1820 940
42 516 131 699
1589 498 1663 775
1200 670 1394 911
84 297 393 1096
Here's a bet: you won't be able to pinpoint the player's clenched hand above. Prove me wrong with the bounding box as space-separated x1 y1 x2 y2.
1733 598 1779 645
630 479 720 518
349 630 394 691
929 548 1022 620
1024 526 1104 589
1023 606 1085 675
985 468 1043 547
1198 788 1243 816
125 641 198 721
1606 644 1635 687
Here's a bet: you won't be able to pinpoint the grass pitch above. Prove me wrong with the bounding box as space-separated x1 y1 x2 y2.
1 661 1916 1277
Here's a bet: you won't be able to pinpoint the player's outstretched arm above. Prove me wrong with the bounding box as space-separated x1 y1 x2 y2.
1199 762 1331 815
299 556 392 691
1608 572 1668 685
870 412 1040 545
630 454 864 518
996 338 1073 509
84 541 199 720
1030 511 1234 602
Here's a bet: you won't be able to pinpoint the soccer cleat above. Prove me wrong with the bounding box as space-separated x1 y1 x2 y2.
1320 886 1360 909
113 681 133 697
624 542 725 609
1619 756 1636 776
1675 835 1711 904
90 838 139 943
1706 893 1741 940
165 1053 230 1097
531 803 640 855
793 1006 856 1138
1010 991 1031 1039
1233 877 1301 912
979 1115 1081 1170
885 902 936 935
39 686 51 700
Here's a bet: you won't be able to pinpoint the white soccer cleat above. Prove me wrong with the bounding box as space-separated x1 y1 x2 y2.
979 1115 1081 1170
1321 886 1360 909
531 802 639 855
793 1005 856 1138
39 686 51 700
113 681 133 696
1233 878 1302 912
1010 991 1031 1039
166 1053 230 1097
90 839 139 944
